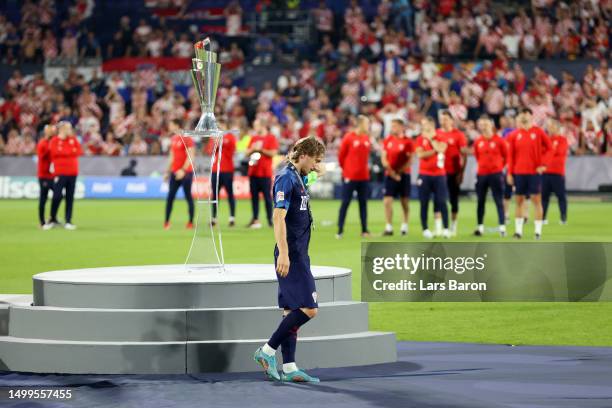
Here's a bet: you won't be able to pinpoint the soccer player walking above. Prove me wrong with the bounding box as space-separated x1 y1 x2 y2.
207 122 237 227
45 122 82 230
542 119 569 225
337 115 372 238
472 116 508 237
164 119 195 230
37 124 56 228
506 109 551 239
254 136 326 383
436 110 468 236
381 119 413 236
246 119 279 229
415 117 450 239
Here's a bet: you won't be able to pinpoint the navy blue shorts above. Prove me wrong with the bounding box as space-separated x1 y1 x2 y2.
383 174 411 198
274 247 318 310
514 174 542 196
504 172 513 199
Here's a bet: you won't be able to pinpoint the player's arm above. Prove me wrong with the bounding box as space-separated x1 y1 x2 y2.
506 135 514 184
260 136 278 158
338 136 349 168
415 145 436 158
273 208 290 277
537 131 552 174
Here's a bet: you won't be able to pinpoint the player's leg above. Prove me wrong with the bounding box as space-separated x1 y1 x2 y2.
211 171 219 223
503 173 513 222
556 175 568 224
418 176 432 238
164 174 181 227
279 309 298 375
447 174 460 236
513 175 527 238
382 176 395 235
262 177 273 227
529 175 544 238
225 172 236 225
248 176 261 227
181 173 194 227
399 174 410 235
356 181 369 236
475 175 487 236
541 174 552 223
38 178 51 227
337 180 355 237
491 173 506 236
435 176 450 236
49 176 67 225
63 176 77 229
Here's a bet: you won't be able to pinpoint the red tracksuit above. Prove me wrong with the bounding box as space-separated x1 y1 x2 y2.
544 135 568 175
507 127 551 175
49 136 82 176
248 133 278 178
207 132 236 173
473 135 508 175
37 138 54 179
338 132 371 181
170 134 194 173
436 128 467 175
416 135 446 176
383 134 413 175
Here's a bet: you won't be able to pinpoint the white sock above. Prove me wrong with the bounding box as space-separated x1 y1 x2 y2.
451 220 457 232
515 218 524 235
385 223 393 232
229 216 235 221
534 220 543 235
499 225 506 233
435 218 442 235
283 362 298 373
262 343 276 356
400 223 408 232
477 224 484 233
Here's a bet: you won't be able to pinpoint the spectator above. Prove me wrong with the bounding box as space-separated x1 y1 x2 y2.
128 133 148 155
80 31 101 59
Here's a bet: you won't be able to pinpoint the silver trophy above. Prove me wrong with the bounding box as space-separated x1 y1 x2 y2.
185 38 221 137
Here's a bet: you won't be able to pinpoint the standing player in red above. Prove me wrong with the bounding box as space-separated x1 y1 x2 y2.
164 119 195 230
337 115 372 238
207 120 237 227
37 124 56 228
506 109 551 239
45 122 82 230
542 119 568 225
472 116 508 237
436 110 468 236
415 117 450 239
246 119 279 229
381 118 413 236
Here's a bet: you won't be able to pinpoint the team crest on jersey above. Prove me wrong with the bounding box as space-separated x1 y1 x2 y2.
448 139 455 145
490 142 496 148
478 141 485 148
517 134 522 140
353 141 360 147
553 141 558 147
300 195 309 210
530 133 536 140
276 191 284 201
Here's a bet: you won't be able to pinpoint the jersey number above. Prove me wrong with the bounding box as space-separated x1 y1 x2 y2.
300 195 309 211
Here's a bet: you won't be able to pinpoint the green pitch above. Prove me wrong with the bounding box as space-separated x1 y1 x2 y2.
1 198 611 346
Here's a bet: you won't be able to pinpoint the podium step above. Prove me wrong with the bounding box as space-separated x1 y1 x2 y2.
0 332 396 374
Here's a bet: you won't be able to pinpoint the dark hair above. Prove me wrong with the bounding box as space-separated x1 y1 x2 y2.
439 110 452 118
289 136 326 162
520 108 533 115
391 118 405 126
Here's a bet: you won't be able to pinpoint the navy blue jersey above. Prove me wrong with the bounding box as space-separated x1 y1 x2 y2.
273 163 312 254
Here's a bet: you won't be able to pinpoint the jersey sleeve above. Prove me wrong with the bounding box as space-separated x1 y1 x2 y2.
273 173 293 210
458 131 468 148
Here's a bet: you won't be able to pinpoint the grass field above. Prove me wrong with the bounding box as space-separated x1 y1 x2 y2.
1 197 611 346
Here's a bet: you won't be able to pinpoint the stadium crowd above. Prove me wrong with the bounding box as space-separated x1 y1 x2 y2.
1 0 612 158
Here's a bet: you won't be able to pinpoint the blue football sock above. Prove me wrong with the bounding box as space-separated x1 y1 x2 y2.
268 309 310 350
